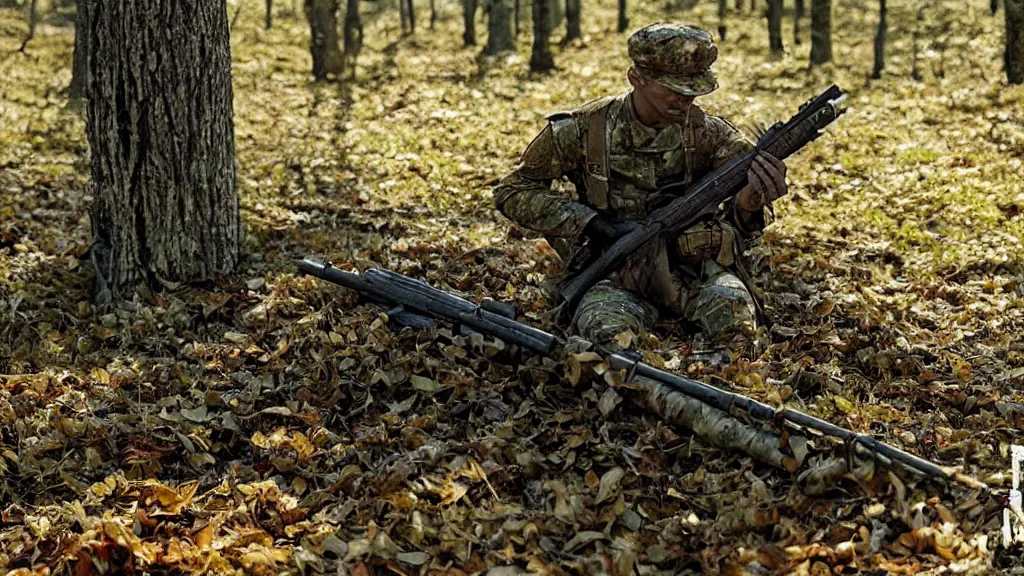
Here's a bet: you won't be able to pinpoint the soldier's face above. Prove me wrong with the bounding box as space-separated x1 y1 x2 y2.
649 82 696 121
630 69 697 126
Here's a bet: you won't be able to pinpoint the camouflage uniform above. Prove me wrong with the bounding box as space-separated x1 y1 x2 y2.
494 24 772 350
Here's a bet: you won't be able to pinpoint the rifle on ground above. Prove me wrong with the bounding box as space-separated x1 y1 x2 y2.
558 84 849 309
299 258 984 489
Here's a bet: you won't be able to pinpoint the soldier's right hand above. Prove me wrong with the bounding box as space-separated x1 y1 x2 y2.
738 151 788 212
584 214 641 245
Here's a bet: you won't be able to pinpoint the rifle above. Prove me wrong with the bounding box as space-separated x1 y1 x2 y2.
299 258 985 489
559 84 849 309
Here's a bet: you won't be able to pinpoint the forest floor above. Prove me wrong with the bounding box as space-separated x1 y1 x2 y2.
1 0 1024 574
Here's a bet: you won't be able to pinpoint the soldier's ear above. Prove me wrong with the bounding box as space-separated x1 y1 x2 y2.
627 67 645 88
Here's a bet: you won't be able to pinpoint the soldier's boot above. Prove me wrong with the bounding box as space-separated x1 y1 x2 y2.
683 260 757 357
572 281 656 349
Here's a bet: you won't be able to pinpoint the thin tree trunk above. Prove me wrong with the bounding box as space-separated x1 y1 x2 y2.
463 0 477 45
399 0 408 34
18 0 39 51
718 0 727 40
485 0 514 54
872 0 886 78
531 0 554 70
430 0 436 30
304 0 344 80
514 0 520 36
406 0 416 33
617 0 628 33
810 0 832 65
343 0 363 79
911 3 923 80
87 0 240 303
750 0 756 11
735 0 742 10
1008 0 1024 83
794 0 804 45
69 0 89 100
768 0 783 56
992 0 999 14
564 0 581 43
266 0 273 28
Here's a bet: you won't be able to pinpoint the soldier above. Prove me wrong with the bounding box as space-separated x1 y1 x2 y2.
494 23 788 354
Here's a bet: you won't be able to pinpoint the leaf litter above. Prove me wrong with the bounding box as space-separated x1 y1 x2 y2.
0 0 1022 574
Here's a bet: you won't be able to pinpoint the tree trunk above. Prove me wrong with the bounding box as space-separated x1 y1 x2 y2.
717 0 727 40
399 0 408 34
564 0 580 43
992 0 999 14
70 0 89 99
304 0 344 80
87 0 239 302
266 0 273 28
810 0 832 65
19 0 39 51
406 0 416 34
514 0 520 36
343 0 362 79
463 0 477 45
910 3 923 80
617 0 628 33
750 0 755 11
768 0 783 56
1008 0 1023 83
530 0 554 70
735 0 742 10
794 0 804 45
430 0 436 30
872 0 886 78
485 0 514 54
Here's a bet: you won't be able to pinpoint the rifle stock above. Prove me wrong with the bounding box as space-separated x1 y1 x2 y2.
559 84 848 308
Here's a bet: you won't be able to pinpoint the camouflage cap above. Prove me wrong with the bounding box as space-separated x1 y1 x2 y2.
628 23 719 96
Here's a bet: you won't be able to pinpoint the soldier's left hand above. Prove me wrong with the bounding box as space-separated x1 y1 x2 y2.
738 151 787 211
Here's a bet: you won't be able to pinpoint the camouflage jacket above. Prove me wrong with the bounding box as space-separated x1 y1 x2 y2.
494 92 772 272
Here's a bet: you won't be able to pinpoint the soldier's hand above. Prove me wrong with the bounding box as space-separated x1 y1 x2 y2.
584 214 641 245
738 151 787 212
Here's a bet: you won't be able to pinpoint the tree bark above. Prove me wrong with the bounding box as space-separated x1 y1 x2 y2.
564 0 581 43
530 0 554 71
485 0 515 54
343 0 362 79
794 0 804 45
430 0 436 30
70 0 89 99
810 0 832 65
768 0 783 56
304 0 344 80
87 0 239 302
266 0 273 29
992 0 999 14
406 0 416 34
617 0 628 33
399 0 408 35
872 0 886 78
463 0 478 46
1008 0 1024 83
717 0 727 41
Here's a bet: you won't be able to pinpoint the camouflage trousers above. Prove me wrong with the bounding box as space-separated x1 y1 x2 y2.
571 259 756 349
